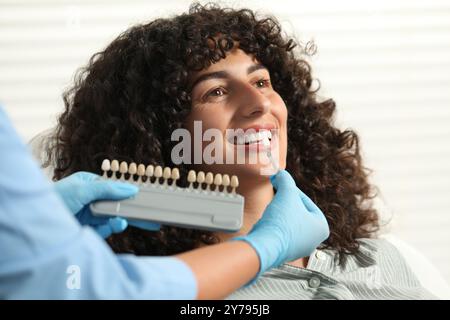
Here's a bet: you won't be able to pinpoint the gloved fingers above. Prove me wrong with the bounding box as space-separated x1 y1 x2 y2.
109 217 129 233
75 207 107 225
298 191 330 238
270 170 297 193
93 217 128 238
84 180 139 204
128 219 161 231
72 171 101 182
298 189 323 215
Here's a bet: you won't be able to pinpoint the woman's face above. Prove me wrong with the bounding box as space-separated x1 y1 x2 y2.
185 48 288 180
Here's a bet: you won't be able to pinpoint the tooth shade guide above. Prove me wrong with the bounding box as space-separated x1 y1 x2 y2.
98 159 241 197
93 159 245 232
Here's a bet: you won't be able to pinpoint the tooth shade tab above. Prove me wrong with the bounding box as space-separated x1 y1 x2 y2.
214 174 222 191
230 175 239 194
163 167 171 179
222 174 230 193
145 165 154 183
119 161 128 180
101 159 111 178
187 170 196 187
137 164 146 176
101 159 111 172
119 161 128 173
161 167 171 185
111 160 119 171
154 166 163 182
205 172 214 183
137 164 146 183
205 172 214 190
110 160 119 179
128 162 137 175
197 171 205 184
171 168 180 186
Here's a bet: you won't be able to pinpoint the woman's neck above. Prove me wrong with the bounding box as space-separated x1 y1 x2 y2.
216 176 274 241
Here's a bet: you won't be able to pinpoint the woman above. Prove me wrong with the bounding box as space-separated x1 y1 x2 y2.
45 3 435 299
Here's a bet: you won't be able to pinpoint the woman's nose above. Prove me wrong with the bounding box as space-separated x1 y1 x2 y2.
236 84 271 118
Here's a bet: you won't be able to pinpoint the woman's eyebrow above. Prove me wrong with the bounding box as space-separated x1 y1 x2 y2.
190 63 268 90
247 63 267 75
191 71 229 90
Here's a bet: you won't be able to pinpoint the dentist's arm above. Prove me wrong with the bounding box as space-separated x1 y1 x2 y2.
0 107 197 299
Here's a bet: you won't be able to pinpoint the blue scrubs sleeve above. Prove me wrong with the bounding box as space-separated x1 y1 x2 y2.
0 106 197 299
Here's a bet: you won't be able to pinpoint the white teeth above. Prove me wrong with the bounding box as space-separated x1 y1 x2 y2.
245 133 257 144
232 129 273 145
257 131 271 141
262 137 270 147
243 130 272 144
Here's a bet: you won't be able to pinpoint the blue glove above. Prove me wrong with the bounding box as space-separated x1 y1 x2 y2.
234 170 330 276
54 171 160 238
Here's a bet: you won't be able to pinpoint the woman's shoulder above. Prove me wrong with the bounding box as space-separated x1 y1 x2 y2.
357 236 401 258
355 237 418 273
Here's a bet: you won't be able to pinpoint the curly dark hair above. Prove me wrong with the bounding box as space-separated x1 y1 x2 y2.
45 2 379 262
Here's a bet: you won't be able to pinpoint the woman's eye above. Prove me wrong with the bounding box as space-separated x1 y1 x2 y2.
255 79 271 88
204 87 226 100
209 88 224 96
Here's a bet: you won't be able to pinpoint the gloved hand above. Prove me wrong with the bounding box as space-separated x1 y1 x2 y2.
54 171 160 238
234 170 330 276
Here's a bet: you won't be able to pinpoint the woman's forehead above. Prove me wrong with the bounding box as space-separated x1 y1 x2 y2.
188 49 263 83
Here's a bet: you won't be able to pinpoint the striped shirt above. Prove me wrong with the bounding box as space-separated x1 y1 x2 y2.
227 238 437 300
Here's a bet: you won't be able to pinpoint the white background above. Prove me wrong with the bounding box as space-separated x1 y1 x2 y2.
1 0 449 283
